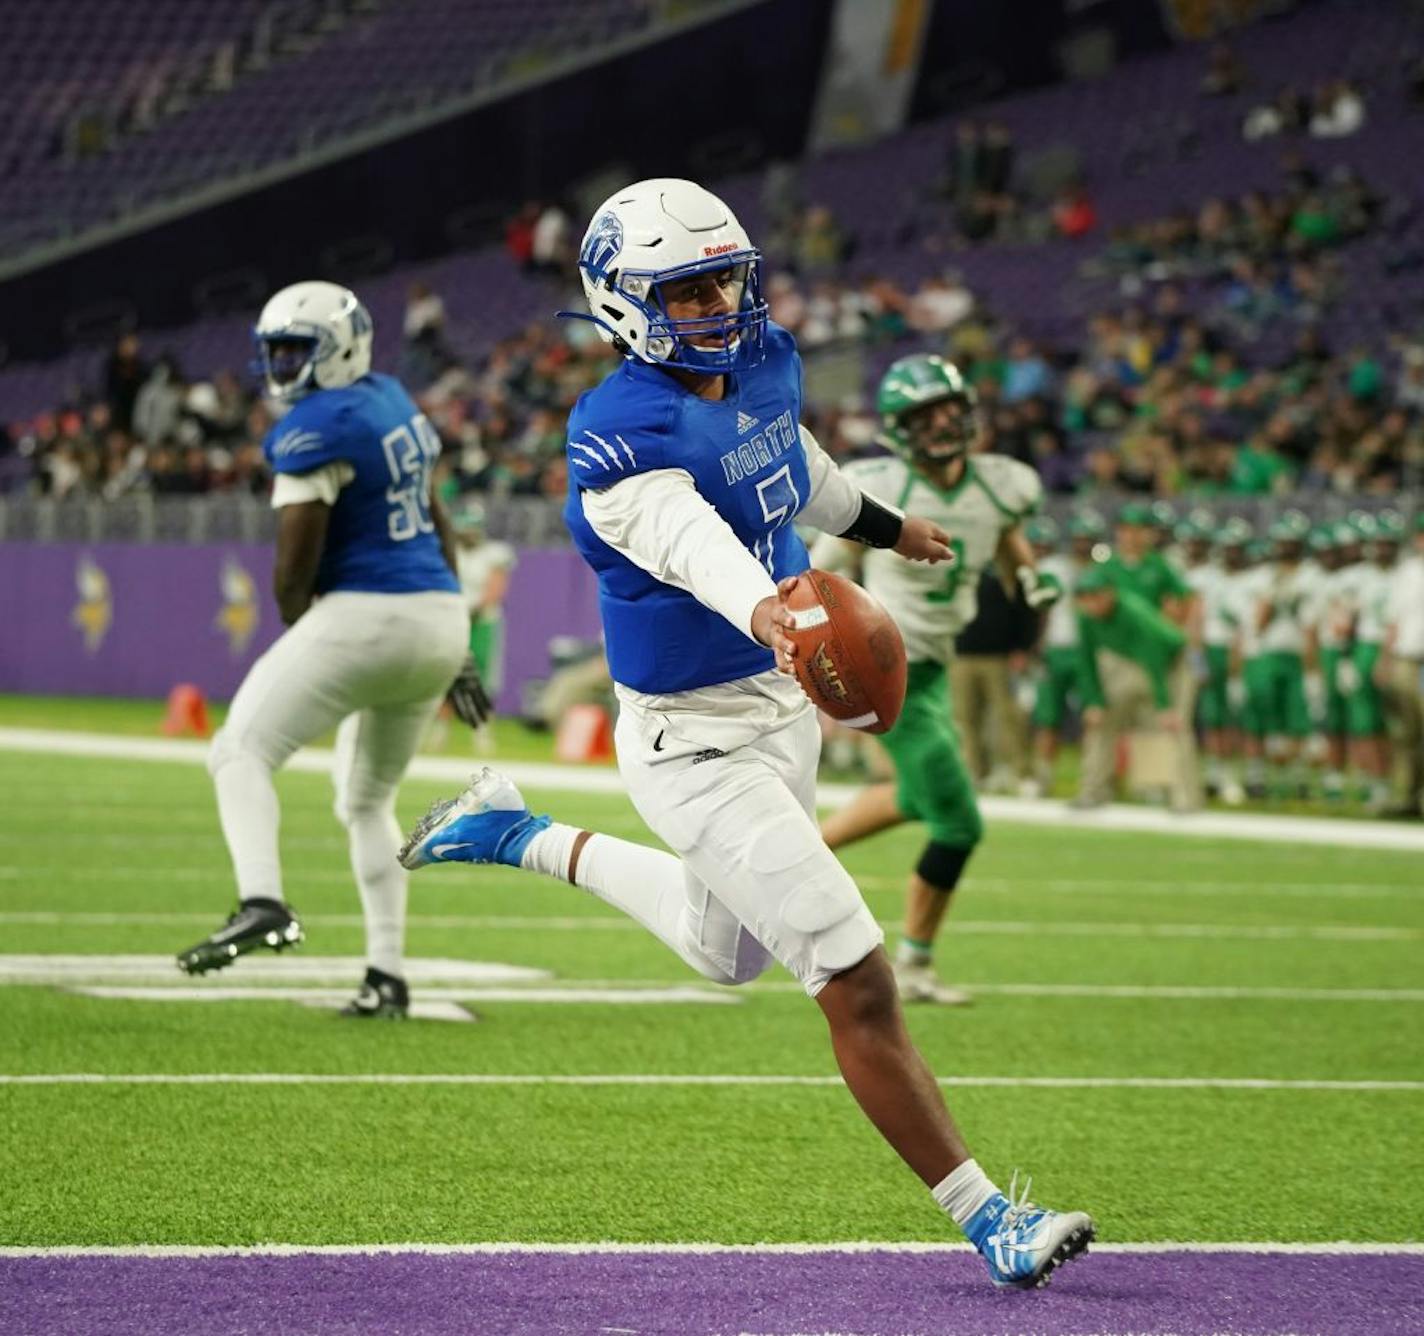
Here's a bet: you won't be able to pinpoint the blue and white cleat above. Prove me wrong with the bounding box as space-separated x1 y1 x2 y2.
965 1173 1095 1290
398 768 550 871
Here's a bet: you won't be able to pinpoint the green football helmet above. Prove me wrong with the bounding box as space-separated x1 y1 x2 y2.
1026 516 1060 547
1068 508 1108 539
1375 509 1406 542
1218 516 1253 548
877 354 979 460
1148 499 1177 531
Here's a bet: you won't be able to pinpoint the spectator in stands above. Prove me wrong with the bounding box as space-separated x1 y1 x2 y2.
530 202 572 276
1201 43 1246 97
1002 338 1052 404
401 281 455 390
979 122 1016 195
132 355 187 447
908 272 973 335
1052 185 1097 239
792 205 848 276
505 202 540 272
1310 80 1366 138
104 333 148 434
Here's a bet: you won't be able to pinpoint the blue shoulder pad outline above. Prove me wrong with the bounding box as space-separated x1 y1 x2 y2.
263 399 352 475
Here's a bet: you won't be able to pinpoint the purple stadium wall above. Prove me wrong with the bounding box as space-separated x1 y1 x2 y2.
0 544 602 711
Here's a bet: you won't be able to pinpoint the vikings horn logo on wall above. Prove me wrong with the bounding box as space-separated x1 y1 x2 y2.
215 558 260 655
71 556 112 654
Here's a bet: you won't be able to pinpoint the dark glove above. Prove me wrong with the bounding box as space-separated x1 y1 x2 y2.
447 653 493 727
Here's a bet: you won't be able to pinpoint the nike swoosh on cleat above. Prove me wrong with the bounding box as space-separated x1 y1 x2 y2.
431 843 477 857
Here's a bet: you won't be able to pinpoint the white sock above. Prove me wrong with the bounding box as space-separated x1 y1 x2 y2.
932 1158 1001 1230
522 824 689 956
212 751 284 903
348 809 407 978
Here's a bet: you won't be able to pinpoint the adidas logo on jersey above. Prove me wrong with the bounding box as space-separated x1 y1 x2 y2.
736 411 759 435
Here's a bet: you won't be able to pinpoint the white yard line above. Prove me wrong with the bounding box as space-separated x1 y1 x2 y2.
8 870 1424 901
0 910 1415 942
72 986 737 1006
4 726 1424 851
1 1073 1420 1090
1 1240 1421 1258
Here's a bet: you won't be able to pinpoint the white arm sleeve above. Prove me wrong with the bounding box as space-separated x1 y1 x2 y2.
795 423 865 535
581 469 778 643
270 461 355 508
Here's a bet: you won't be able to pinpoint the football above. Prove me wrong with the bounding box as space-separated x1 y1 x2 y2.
784 569 907 734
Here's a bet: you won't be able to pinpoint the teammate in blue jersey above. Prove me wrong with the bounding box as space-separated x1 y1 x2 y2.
397 180 1094 1288
176 281 491 1018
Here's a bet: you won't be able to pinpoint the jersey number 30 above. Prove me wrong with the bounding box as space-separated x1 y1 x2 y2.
380 414 441 542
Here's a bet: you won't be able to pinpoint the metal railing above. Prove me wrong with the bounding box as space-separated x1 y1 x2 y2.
2 490 1417 547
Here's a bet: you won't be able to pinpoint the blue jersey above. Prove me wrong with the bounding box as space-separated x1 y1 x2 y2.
564 323 810 693
263 373 458 596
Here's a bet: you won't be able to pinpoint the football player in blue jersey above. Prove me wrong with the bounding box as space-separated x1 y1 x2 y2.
398 181 1094 1288
176 280 492 1018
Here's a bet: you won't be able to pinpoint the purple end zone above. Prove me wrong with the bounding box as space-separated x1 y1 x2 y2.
2 1249 1420 1336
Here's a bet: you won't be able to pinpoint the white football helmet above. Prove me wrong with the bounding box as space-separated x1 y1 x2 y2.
253 280 373 402
565 178 768 373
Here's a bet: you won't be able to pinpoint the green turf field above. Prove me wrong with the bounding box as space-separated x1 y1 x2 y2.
1 715 1421 1250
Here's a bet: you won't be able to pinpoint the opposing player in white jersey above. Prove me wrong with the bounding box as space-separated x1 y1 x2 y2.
176 281 490 1018
452 501 516 700
1343 513 1403 810
810 354 1059 1005
1245 513 1315 798
1179 515 1241 803
1031 510 1101 795
398 180 1094 1288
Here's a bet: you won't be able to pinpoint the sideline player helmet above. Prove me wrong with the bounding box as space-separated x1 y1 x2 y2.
567 178 768 373
254 280 373 402
877 354 979 460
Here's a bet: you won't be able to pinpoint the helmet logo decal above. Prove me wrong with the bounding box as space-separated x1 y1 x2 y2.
581 212 624 278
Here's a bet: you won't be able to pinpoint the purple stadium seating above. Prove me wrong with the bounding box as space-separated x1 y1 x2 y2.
2 0 1422 427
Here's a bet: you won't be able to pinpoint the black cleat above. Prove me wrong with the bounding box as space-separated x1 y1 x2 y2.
176 898 304 975
340 967 409 1019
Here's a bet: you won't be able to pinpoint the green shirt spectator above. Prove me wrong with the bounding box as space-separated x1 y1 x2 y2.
1229 441 1291 494
1074 571 1188 709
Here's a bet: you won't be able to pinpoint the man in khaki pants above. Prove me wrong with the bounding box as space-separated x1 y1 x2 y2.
1073 564 1202 813
1379 513 1424 817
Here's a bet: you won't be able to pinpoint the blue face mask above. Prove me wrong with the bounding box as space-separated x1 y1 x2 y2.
561 249 770 374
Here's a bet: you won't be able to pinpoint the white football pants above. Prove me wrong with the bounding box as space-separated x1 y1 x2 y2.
208 590 468 976
611 699 884 996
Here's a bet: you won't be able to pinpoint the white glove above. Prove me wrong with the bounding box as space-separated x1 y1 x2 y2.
1016 565 1063 610
1336 659 1361 695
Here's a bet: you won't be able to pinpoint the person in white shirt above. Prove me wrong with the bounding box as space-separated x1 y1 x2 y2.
1341 513 1400 811
1183 515 1246 804
1030 511 1100 794
1378 512 1424 816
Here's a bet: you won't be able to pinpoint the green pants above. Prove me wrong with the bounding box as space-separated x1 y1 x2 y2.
1346 642 1384 736
1244 651 1310 739
1032 646 1081 730
1197 644 1233 731
879 659 984 848
468 615 504 694
1318 646 1348 736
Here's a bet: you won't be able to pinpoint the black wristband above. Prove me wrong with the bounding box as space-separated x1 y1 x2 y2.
838 492 904 549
